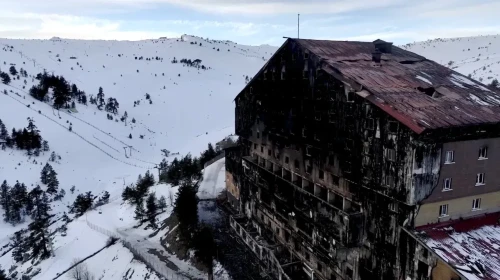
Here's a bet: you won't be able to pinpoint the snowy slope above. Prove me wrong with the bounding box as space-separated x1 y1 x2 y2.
0 35 276 279
401 34 500 85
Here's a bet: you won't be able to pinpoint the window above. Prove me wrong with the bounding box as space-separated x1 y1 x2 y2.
306 146 312 156
254 143 257 150
365 118 375 130
329 155 335 165
445 150 454 164
319 170 324 180
305 252 310 261
472 198 481 210
479 147 488 159
317 263 323 273
331 174 340 186
388 121 398 133
294 159 300 169
281 65 286 80
303 64 308 79
386 149 396 162
257 132 260 139
476 173 485 185
306 163 312 174
304 51 309 59
261 146 264 153
389 203 396 212
302 127 307 138
443 178 452 191
285 156 290 164
346 91 355 102
385 175 394 188
439 204 448 217
268 149 271 156
275 227 280 235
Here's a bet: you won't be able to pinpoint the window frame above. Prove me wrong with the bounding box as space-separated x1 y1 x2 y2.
472 198 481 210
386 148 396 162
478 146 488 160
443 178 452 191
439 204 449 217
445 150 455 164
476 173 485 186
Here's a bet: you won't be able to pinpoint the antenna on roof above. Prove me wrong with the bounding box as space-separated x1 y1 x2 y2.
298 14 300 39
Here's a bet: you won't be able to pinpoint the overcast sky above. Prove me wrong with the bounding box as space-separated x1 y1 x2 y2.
1 0 499 46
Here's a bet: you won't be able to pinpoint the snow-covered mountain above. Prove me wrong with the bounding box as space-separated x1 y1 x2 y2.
0 35 276 279
401 34 500 86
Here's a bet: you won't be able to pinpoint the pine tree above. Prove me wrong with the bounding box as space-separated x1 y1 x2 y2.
146 193 158 228
97 87 105 109
174 181 199 243
101 191 110 203
40 163 52 184
0 265 8 280
0 72 10 85
158 195 167 211
11 229 27 262
28 187 52 260
10 182 27 224
0 180 11 223
42 140 50 151
134 200 145 221
9 66 18 76
70 192 93 216
0 120 8 140
46 167 59 195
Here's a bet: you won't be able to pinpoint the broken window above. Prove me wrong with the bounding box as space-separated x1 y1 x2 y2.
285 156 290 164
443 178 452 191
257 132 260 139
472 198 481 210
304 51 309 59
445 150 454 163
476 173 485 185
331 174 339 186
261 146 264 153
319 170 324 180
329 154 335 166
268 149 271 156
365 118 375 130
439 204 448 217
294 159 300 169
306 163 312 174
388 121 399 133
254 143 257 150
385 148 396 162
346 91 355 102
385 175 394 188
306 146 312 156
479 146 488 159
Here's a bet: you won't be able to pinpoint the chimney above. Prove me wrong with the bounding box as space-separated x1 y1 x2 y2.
373 39 393 54
372 49 382 63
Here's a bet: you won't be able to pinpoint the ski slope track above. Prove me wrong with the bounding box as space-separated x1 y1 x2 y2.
0 35 276 279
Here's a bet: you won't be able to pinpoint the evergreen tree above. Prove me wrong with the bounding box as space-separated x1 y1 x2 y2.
0 265 8 280
0 72 10 85
134 200 145 221
42 140 50 152
146 193 158 228
46 166 59 195
40 163 52 184
70 192 93 216
81 94 87 105
174 181 199 243
0 181 11 223
97 87 105 109
9 66 18 76
158 195 167 211
11 229 27 263
10 182 27 224
71 84 78 97
0 120 8 140
27 187 52 260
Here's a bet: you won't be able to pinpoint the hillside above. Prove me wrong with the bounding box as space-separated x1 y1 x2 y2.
401 34 500 86
0 35 276 279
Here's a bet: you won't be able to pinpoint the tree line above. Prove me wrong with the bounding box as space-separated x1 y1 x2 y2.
0 118 49 156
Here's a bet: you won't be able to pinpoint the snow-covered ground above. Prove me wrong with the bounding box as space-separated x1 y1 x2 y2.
401 34 500 85
0 35 275 279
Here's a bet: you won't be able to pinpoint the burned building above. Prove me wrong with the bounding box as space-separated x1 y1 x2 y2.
225 38 500 280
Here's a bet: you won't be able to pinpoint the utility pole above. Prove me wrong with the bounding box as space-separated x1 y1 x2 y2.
298 14 300 39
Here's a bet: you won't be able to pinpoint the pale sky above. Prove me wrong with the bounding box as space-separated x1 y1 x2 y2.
1 0 499 46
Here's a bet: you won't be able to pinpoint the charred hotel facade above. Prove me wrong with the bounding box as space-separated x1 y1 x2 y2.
224 38 500 280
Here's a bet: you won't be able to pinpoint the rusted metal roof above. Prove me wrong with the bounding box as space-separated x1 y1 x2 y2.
295 39 500 134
